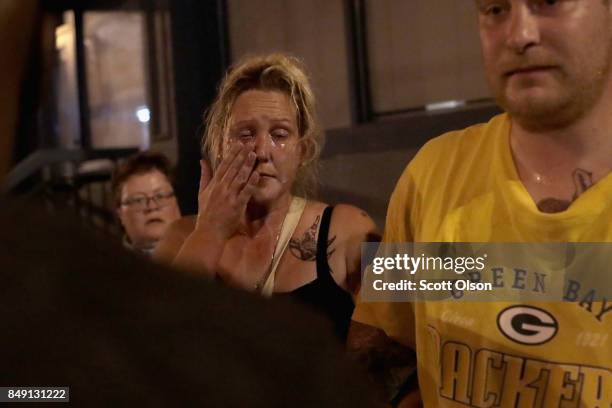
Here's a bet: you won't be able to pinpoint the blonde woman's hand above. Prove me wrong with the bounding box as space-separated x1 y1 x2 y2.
195 143 259 240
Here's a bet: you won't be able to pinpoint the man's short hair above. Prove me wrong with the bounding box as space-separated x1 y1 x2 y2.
111 151 174 208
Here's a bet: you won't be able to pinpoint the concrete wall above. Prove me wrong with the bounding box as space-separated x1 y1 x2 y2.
318 103 501 227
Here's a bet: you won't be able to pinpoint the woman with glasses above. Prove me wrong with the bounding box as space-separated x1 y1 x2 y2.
155 54 378 340
112 151 182 256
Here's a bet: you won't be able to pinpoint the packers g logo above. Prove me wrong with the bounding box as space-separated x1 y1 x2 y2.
497 305 558 345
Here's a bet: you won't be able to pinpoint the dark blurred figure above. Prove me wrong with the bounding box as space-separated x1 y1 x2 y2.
0 200 379 407
0 0 38 174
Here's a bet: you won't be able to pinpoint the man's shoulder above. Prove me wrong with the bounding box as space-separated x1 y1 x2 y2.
406 113 508 176
390 113 508 204
420 114 506 160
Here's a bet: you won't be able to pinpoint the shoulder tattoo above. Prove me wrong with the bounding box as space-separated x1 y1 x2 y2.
289 215 336 261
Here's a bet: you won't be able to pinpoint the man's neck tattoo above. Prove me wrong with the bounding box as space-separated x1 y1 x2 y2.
289 215 336 261
536 168 594 213
571 168 593 200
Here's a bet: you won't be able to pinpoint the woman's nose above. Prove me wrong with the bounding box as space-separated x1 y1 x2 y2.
253 133 272 161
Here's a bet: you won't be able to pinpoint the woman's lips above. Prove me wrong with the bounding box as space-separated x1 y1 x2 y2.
145 218 164 225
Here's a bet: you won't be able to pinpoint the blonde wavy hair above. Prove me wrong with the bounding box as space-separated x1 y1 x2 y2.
202 53 323 198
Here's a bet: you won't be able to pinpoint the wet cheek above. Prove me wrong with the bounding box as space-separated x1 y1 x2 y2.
223 136 243 152
274 140 288 149
222 138 233 153
276 156 300 185
271 139 297 152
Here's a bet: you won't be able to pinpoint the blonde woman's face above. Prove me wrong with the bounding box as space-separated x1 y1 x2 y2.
223 89 303 204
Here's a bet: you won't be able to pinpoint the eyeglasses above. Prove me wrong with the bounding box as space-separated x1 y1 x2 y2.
121 191 175 211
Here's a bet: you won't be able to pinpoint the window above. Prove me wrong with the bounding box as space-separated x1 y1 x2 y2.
55 11 81 150
83 11 151 148
227 0 352 129
365 0 490 114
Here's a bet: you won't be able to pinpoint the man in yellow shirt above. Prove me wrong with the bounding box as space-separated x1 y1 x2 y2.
349 1 612 407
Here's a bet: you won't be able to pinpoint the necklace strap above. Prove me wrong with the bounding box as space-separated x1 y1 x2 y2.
259 197 306 297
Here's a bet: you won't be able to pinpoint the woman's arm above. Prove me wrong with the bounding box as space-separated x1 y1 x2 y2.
347 321 419 406
336 207 422 405
170 224 227 275
332 204 381 295
154 143 259 275
153 216 195 265
153 216 225 276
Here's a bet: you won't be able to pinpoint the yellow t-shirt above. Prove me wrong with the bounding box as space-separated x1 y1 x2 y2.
353 114 612 407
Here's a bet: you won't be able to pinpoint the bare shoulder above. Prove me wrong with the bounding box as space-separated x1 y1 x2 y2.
328 204 380 293
296 200 379 241
153 215 197 264
296 200 328 229
330 204 379 239
167 215 198 238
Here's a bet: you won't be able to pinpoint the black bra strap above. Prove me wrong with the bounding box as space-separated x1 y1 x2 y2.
315 206 334 279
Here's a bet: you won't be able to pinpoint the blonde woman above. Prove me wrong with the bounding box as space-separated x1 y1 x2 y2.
155 54 378 339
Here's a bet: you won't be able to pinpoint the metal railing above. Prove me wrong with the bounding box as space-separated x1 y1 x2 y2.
3 147 138 232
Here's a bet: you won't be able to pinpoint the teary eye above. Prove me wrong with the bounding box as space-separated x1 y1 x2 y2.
271 128 290 139
236 129 254 140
